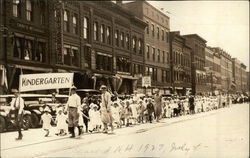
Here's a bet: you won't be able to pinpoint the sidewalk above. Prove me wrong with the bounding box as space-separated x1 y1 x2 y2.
1 106 228 152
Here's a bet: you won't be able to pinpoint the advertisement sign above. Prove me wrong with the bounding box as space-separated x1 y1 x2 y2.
19 73 73 92
142 76 151 88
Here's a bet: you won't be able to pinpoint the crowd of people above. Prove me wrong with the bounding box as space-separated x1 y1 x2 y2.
10 86 249 140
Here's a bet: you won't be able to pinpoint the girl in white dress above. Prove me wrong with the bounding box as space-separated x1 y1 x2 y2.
55 107 68 136
111 102 121 127
41 106 53 137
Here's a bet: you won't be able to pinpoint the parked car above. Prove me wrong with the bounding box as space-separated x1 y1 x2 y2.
0 96 31 133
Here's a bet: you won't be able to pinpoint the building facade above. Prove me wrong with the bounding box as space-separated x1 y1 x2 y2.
183 34 207 95
205 46 222 94
0 0 147 94
169 31 192 96
122 1 171 95
240 64 248 93
232 58 242 92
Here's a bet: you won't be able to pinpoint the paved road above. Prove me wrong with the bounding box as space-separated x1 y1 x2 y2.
1 103 249 158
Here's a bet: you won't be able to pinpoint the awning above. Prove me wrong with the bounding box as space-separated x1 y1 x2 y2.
14 65 53 72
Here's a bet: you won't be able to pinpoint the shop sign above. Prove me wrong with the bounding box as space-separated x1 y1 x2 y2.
142 76 151 88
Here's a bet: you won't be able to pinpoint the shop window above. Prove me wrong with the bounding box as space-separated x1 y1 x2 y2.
117 57 130 73
26 0 33 21
63 47 71 65
94 22 98 41
115 30 119 47
13 0 21 17
106 26 111 44
83 17 89 40
100 24 105 43
96 54 112 71
73 14 78 34
64 10 69 32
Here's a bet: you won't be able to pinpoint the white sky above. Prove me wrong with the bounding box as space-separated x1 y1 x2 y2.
147 1 249 71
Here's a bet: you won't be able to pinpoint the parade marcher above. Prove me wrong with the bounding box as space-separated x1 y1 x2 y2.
55 106 67 136
111 101 121 128
146 99 154 123
188 95 195 114
125 100 132 126
100 85 114 133
138 99 146 123
119 101 126 126
89 103 101 132
65 86 81 138
130 99 139 125
10 89 24 140
41 106 53 137
81 98 90 133
153 89 162 122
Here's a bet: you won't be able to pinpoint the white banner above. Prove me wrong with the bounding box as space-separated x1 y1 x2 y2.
19 73 74 92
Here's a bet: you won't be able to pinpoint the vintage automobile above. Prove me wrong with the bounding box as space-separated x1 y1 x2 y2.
0 96 32 133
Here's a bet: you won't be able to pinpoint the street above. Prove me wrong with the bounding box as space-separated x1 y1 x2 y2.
1 103 249 158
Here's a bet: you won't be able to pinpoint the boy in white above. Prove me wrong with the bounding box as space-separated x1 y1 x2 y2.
41 106 53 137
55 107 67 136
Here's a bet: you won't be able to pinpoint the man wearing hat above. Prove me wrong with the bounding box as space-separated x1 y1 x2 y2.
65 86 81 138
10 89 24 140
99 85 114 133
153 89 162 122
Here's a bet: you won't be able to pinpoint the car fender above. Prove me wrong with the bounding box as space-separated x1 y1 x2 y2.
31 109 42 115
23 110 31 115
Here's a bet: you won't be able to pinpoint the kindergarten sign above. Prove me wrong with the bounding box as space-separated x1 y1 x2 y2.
19 73 74 92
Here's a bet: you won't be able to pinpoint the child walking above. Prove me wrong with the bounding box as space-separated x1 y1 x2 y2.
55 106 67 136
41 106 53 137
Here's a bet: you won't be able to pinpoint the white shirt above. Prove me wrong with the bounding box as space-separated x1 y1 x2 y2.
10 96 24 115
66 93 81 109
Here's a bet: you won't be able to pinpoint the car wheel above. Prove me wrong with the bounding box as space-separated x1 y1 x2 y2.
22 115 31 130
31 113 39 128
0 116 6 133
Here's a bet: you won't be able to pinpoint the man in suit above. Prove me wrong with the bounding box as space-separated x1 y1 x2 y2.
10 89 24 140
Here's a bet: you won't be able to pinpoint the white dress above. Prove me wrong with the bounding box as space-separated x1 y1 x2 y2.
130 103 138 118
41 113 52 130
111 106 120 123
56 113 67 130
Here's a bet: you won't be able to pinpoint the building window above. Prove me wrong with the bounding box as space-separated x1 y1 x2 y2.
26 0 32 21
106 26 111 44
166 32 169 43
24 40 33 60
96 54 113 71
83 17 89 40
152 24 154 37
94 22 98 41
64 10 69 32
84 46 91 68
162 70 166 82
40 1 45 25
138 39 142 55
146 21 149 34
36 42 46 62
13 0 21 17
63 47 71 65
126 34 129 50
100 24 105 43
115 30 119 46
71 47 79 67
146 45 150 59
158 49 160 62
162 29 164 41
13 37 22 58
152 47 155 61
157 27 160 39
162 51 165 63
117 57 130 73
72 14 78 34
121 32 124 47
132 37 136 53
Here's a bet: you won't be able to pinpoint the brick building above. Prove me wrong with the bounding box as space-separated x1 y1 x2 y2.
169 31 192 96
121 1 171 95
205 47 222 94
183 34 207 95
232 58 242 92
0 0 147 94
240 63 248 93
